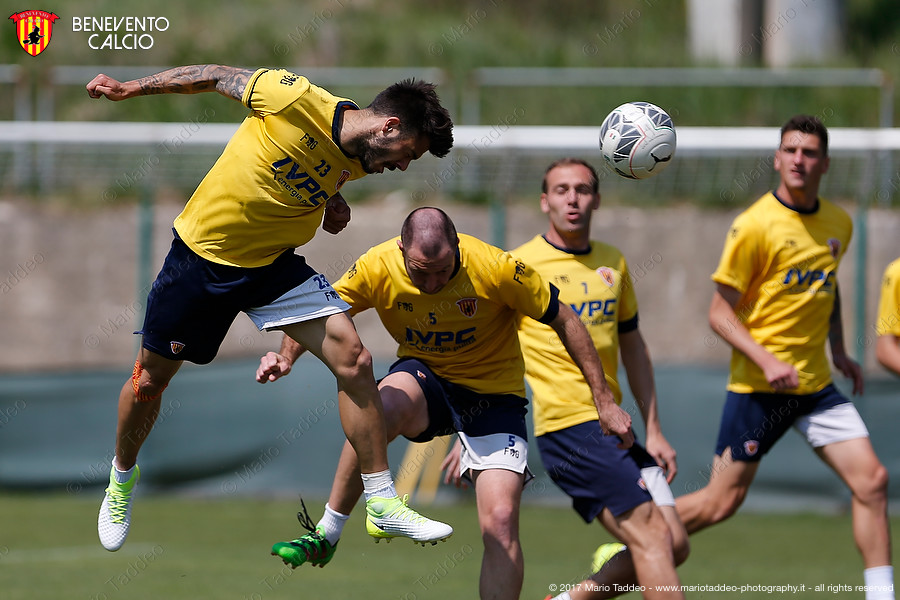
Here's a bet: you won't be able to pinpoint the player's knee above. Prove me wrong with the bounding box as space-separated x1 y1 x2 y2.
480 504 518 548
692 487 744 526
711 491 744 523
671 530 690 566
131 360 168 402
630 510 673 552
628 526 677 569
855 462 889 503
333 342 374 384
378 386 422 439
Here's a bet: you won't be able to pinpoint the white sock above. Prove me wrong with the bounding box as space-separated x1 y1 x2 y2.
864 566 894 600
112 460 135 484
317 503 349 546
553 593 572 600
360 469 396 500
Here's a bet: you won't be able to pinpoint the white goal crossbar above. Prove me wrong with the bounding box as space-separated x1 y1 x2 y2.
4 122 900 153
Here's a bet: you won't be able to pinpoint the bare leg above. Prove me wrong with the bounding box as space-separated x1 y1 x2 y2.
576 504 690 599
115 348 182 469
674 448 759 534
282 314 388 474
326 371 431 514
473 468 525 600
816 438 892 568
99 347 181 551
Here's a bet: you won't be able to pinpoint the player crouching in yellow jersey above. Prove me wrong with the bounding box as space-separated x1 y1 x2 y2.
257 207 633 600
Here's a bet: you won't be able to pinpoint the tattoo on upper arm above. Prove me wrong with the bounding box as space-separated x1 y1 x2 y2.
216 67 254 101
137 66 214 95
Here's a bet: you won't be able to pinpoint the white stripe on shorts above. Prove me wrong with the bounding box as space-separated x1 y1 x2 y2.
245 275 350 331
793 402 869 448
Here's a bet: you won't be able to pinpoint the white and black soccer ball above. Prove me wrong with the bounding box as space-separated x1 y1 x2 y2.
599 102 676 180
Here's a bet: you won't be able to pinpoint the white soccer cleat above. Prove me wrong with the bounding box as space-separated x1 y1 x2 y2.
97 464 140 551
365 494 453 545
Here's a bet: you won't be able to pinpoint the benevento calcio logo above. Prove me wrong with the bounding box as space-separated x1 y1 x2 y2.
9 10 59 56
456 298 478 318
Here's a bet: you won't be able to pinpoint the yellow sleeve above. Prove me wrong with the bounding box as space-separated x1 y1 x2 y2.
876 259 900 337
494 252 555 322
242 68 311 115
712 211 762 294
333 255 374 316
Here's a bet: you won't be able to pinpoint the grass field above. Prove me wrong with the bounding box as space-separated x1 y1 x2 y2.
1 492 896 599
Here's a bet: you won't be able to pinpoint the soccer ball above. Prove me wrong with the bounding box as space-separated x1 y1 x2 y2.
599 102 676 180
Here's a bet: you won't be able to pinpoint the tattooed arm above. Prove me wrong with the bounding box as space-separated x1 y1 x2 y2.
86 65 255 103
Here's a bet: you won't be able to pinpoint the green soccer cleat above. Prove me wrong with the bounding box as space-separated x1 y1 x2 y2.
271 498 338 569
365 494 453 545
590 542 627 573
272 526 337 569
98 464 140 552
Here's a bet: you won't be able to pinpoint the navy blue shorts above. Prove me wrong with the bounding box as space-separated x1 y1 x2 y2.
138 231 317 364
386 358 528 443
714 384 850 461
537 420 657 521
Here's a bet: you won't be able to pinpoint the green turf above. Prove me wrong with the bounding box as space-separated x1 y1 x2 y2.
0 493 895 599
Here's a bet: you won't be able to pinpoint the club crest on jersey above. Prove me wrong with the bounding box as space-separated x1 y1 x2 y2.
743 440 760 456
637 477 647 491
456 298 478 317
596 267 615 287
170 341 186 355
10 10 59 56
336 169 351 191
416 370 427 381
827 238 841 258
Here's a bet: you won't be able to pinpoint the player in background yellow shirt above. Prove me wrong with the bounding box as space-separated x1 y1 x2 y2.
516 159 687 600
257 207 633 600
676 116 893 600
86 65 454 554
876 258 900 376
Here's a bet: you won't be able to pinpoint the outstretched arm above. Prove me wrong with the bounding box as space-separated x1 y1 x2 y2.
549 301 634 448
87 65 255 103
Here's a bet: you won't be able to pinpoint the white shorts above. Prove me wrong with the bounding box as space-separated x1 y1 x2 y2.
246 275 350 331
458 432 534 484
794 402 869 448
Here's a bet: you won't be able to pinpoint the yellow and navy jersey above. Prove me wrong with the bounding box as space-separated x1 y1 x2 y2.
174 68 367 268
334 233 558 396
513 235 638 436
713 191 852 394
875 258 900 337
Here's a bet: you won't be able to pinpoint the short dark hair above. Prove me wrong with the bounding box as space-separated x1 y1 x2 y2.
369 79 454 158
400 207 458 258
541 157 600 194
781 114 829 156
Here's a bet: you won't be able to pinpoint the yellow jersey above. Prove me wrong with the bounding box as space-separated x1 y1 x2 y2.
713 192 852 394
174 68 367 268
875 258 900 337
514 235 638 436
334 233 557 396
